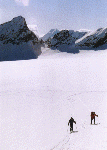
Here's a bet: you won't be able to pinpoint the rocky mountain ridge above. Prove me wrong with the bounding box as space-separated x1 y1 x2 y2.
0 16 41 61
50 29 88 53
0 16 39 45
75 27 107 49
47 27 107 53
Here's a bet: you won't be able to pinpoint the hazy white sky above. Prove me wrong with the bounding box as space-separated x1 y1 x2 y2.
15 0 30 6
0 0 107 36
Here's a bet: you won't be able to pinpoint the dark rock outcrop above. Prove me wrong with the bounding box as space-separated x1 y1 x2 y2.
50 30 87 53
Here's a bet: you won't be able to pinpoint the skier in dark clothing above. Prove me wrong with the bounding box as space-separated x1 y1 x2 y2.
68 117 76 132
91 112 98 124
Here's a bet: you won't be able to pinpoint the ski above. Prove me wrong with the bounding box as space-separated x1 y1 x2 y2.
70 131 78 133
90 123 100 125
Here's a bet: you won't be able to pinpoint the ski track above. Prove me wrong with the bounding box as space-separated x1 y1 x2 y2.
50 124 107 150
49 90 107 150
50 135 70 150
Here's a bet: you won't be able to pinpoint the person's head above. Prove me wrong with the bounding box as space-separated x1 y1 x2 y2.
91 112 95 115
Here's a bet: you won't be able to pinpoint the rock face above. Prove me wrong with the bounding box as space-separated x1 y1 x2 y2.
50 27 107 52
50 30 87 53
41 29 59 41
75 28 107 49
0 16 41 61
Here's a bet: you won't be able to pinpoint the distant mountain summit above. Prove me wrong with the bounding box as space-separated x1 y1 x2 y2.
0 16 41 61
41 29 59 41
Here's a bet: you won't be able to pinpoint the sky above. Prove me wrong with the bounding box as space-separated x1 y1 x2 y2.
0 0 107 37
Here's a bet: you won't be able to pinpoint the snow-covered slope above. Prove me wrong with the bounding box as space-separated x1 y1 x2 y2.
50 30 87 53
0 16 41 61
76 27 107 49
1 47 107 150
41 29 59 41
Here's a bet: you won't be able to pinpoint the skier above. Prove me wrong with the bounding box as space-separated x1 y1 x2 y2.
68 117 76 133
91 112 98 124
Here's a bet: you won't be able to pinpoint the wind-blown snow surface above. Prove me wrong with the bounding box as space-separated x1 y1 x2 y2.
0 47 107 150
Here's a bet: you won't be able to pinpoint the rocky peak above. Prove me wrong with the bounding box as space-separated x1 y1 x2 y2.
0 16 41 61
51 30 87 47
0 16 38 45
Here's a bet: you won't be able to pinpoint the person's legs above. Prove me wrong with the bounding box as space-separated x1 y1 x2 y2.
70 124 73 131
94 117 95 124
91 118 92 124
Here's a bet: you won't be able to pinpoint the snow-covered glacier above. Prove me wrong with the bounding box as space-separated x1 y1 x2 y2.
0 47 107 150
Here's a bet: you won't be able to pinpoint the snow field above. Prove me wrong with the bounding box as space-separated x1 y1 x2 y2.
0 47 107 149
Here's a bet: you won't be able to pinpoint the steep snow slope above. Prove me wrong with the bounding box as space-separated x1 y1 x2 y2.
76 27 107 49
0 16 41 61
41 29 59 41
0 48 107 149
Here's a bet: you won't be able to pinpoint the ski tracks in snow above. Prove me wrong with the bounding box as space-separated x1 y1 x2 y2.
50 132 79 150
50 124 107 150
50 134 70 150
